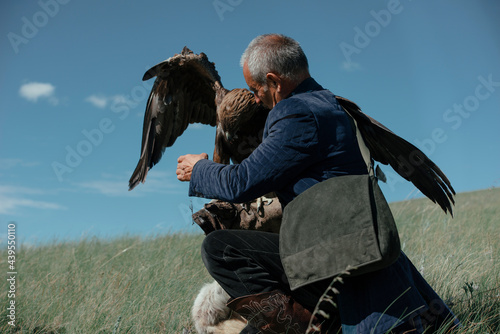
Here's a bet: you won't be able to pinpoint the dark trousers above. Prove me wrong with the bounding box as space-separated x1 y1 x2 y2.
201 229 459 333
201 229 333 312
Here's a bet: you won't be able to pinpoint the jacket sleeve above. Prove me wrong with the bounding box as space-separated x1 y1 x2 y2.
188 101 320 203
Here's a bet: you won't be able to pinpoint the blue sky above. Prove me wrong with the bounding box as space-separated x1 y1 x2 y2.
1 0 499 245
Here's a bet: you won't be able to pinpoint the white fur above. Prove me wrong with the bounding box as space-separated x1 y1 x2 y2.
192 280 247 334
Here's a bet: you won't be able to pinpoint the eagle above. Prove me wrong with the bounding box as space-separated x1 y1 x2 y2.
128 47 269 190
128 47 455 215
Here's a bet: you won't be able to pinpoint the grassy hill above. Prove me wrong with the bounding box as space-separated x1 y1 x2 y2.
1 188 499 333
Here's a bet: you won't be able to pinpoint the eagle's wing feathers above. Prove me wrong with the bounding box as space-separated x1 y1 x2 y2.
336 96 456 215
129 47 225 190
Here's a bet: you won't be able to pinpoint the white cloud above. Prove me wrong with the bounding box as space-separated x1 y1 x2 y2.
19 82 59 105
0 185 65 214
75 170 182 197
76 180 129 196
0 197 64 214
0 185 45 195
85 95 109 108
341 61 362 72
85 94 135 109
111 94 132 105
0 158 39 170
136 170 183 194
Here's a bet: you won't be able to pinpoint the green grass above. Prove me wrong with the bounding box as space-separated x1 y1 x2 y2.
0 234 212 333
1 188 499 333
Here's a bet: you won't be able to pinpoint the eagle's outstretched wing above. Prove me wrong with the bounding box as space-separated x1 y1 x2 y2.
129 47 227 190
336 96 456 215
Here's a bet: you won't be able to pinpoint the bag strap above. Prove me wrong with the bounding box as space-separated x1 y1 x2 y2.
342 108 374 177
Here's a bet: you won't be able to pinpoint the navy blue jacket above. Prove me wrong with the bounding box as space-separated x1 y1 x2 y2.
189 77 367 205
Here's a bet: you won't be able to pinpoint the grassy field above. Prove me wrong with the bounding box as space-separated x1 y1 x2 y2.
1 188 498 333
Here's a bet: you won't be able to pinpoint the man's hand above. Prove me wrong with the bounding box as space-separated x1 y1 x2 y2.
176 153 209 181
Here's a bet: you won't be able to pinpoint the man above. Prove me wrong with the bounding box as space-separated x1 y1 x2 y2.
177 34 456 333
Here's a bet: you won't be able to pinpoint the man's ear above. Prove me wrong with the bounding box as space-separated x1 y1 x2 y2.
266 72 281 91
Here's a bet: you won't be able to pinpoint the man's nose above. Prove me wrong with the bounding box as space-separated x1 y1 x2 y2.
254 95 261 104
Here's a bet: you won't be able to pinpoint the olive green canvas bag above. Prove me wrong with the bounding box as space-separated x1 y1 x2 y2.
279 174 401 290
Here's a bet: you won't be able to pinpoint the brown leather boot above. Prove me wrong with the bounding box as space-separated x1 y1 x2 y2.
227 290 325 334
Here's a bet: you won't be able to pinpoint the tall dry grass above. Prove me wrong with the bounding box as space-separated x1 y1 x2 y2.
0 188 498 333
390 187 499 333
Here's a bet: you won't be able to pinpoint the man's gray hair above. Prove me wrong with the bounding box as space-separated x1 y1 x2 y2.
240 34 309 85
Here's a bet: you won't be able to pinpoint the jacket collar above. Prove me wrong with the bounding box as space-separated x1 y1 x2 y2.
289 77 324 97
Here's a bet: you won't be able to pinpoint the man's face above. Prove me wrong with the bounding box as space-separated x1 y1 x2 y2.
243 62 275 109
